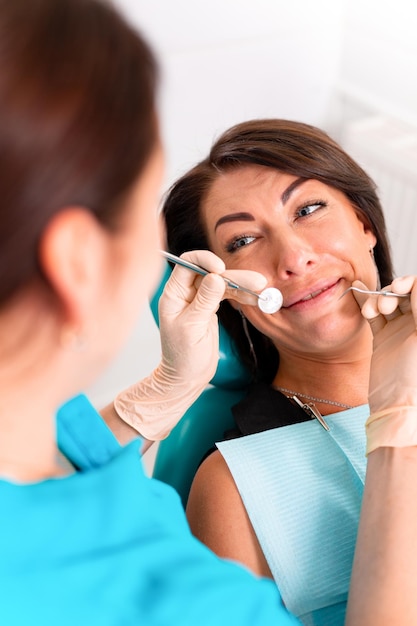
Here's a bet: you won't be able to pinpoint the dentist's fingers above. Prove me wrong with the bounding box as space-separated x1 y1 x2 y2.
163 249 269 309
174 251 268 306
351 280 388 335
350 280 373 309
161 250 226 314
357 275 417 337
182 249 226 274
171 250 225 295
187 273 226 315
391 274 415 294
362 300 389 335
222 269 268 306
376 295 402 318
375 276 414 318
391 275 414 315
411 280 417 328
398 275 417 328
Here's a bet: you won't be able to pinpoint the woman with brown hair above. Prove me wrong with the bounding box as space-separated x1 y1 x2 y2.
162 118 417 625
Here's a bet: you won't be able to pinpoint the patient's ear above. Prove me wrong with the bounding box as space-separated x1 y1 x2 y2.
38 207 107 326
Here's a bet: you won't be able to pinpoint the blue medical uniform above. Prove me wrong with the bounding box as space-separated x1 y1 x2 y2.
0 394 300 626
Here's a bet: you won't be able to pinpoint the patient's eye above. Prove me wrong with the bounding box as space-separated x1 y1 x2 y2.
296 200 326 218
226 234 256 253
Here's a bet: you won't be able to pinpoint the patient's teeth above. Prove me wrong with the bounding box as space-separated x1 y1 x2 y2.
301 288 325 302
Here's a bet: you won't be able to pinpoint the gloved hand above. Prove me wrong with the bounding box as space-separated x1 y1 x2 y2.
114 250 267 440
352 276 417 454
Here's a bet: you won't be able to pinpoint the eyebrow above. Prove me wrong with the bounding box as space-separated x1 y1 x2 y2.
213 177 309 232
281 177 308 204
214 212 255 232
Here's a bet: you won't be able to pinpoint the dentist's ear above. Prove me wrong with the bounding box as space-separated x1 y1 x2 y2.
38 207 107 328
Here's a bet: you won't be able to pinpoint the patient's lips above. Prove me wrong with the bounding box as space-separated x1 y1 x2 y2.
285 279 340 309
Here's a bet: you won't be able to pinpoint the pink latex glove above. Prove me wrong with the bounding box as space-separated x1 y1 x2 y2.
353 276 417 454
114 250 267 440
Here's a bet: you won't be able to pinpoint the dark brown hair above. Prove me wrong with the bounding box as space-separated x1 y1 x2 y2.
0 0 158 305
162 118 394 382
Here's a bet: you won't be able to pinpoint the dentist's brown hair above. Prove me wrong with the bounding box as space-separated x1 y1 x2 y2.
0 0 158 305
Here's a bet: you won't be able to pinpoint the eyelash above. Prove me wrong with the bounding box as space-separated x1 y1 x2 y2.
225 199 328 252
226 235 256 253
296 199 327 218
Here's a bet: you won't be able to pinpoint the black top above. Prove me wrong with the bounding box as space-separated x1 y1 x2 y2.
200 383 313 465
229 381 313 438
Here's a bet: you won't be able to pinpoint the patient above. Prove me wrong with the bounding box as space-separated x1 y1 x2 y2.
161 119 400 626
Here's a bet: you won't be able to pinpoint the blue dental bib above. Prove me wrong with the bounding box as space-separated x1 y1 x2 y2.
217 405 368 626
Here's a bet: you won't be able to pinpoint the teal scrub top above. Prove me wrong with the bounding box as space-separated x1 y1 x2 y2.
0 394 300 626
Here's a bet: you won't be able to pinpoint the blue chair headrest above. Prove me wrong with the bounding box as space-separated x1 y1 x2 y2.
150 262 251 390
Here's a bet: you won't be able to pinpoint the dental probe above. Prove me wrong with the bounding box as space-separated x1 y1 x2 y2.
160 250 283 314
340 286 410 299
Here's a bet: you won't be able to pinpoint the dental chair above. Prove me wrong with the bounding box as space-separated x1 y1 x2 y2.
150 263 250 508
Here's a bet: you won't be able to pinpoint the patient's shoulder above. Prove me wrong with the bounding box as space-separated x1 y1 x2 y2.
188 449 237 505
186 449 244 530
186 450 273 578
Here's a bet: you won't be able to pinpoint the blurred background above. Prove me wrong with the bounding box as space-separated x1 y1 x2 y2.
87 0 417 469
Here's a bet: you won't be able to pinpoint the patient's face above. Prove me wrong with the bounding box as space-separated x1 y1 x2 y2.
201 164 377 358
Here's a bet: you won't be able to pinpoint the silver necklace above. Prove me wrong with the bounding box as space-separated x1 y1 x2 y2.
274 386 353 432
273 386 353 410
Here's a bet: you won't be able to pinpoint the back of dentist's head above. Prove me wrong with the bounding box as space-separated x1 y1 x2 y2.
0 0 158 307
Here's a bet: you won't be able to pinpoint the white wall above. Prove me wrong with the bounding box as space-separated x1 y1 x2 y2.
337 0 417 128
87 0 417 471
330 0 417 278
114 0 345 187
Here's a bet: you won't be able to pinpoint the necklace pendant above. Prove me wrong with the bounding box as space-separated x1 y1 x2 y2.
292 396 330 431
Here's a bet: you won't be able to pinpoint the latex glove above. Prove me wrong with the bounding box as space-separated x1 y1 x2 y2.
114 250 267 440
352 276 417 454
